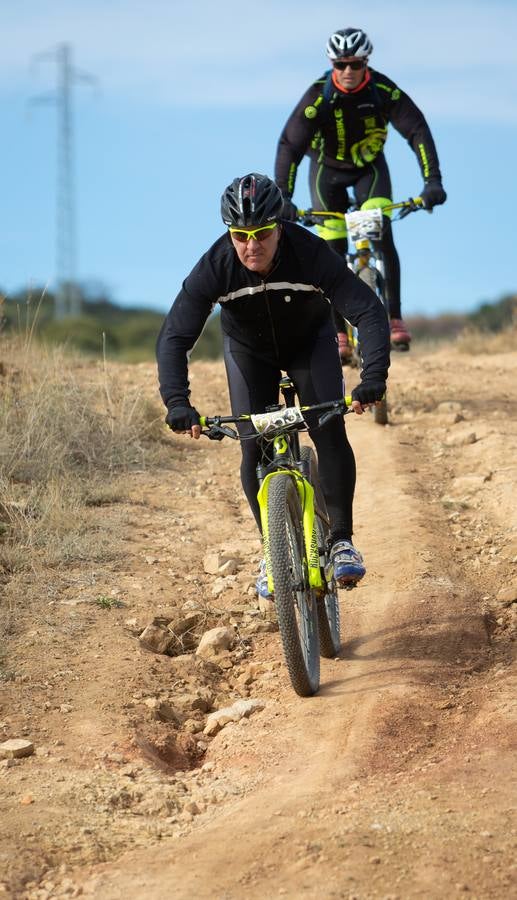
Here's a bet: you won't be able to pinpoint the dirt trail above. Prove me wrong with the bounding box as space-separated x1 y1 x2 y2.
1 347 516 899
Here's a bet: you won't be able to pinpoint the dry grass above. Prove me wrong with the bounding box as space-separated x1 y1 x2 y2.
454 324 517 355
0 346 160 484
0 332 165 577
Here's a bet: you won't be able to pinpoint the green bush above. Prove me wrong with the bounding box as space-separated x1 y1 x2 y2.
1 289 224 361
467 294 516 332
191 313 223 360
40 316 120 354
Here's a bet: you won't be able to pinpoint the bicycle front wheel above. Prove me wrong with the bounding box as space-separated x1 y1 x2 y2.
300 447 341 658
359 265 388 426
268 473 320 696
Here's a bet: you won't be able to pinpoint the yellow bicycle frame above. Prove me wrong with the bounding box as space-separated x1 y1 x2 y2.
256 436 323 595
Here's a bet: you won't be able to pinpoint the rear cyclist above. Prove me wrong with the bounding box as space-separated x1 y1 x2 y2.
275 26 447 356
156 173 390 598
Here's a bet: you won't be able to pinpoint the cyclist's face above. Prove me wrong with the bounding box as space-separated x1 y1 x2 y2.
230 224 281 276
333 57 367 90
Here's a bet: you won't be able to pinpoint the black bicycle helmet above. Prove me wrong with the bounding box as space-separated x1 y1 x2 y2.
326 28 373 60
221 173 283 227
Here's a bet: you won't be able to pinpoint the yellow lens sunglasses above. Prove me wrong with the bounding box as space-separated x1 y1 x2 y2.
229 223 278 243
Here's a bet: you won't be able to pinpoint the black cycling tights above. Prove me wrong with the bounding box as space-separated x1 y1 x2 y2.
309 154 402 319
223 322 356 543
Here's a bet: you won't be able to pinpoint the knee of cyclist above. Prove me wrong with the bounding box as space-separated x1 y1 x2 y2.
360 196 393 219
308 416 347 442
316 219 347 242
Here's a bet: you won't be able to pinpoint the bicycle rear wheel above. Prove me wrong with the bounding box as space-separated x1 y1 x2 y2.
300 447 341 658
359 265 388 425
268 472 320 696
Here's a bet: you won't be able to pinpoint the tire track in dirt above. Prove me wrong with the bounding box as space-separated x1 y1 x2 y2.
74 352 516 899
4 351 514 899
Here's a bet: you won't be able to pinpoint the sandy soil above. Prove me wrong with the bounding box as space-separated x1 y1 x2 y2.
0 345 516 899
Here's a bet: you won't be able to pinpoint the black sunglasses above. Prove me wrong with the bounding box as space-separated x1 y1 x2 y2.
333 59 366 71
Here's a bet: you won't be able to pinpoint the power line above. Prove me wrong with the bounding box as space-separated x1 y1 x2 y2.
30 43 97 319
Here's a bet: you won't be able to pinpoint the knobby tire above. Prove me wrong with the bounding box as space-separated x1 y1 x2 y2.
268 472 320 696
300 447 341 658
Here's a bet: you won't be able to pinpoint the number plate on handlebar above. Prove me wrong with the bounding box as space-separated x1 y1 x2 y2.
345 208 383 242
251 406 305 435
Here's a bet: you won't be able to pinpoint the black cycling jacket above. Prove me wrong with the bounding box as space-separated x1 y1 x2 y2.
157 223 390 408
275 68 442 196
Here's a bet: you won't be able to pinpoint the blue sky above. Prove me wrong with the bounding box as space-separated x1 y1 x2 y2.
2 0 517 316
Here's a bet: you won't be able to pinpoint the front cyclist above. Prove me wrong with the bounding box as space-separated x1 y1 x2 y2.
274 26 447 356
157 173 390 598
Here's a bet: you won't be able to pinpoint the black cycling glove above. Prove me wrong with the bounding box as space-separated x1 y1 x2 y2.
352 381 386 405
165 403 201 432
281 196 298 222
420 179 447 210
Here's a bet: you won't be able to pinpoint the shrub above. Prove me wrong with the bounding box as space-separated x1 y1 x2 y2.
40 316 120 355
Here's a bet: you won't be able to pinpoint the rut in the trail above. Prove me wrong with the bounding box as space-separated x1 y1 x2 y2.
72 348 516 900
3 349 515 900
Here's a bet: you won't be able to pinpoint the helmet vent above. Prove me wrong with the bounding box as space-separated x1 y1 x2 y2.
221 173 283 227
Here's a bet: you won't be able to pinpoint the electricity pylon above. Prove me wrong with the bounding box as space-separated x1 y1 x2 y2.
30 44 96 319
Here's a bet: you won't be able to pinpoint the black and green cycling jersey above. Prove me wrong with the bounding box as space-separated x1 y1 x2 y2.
275 68 442 197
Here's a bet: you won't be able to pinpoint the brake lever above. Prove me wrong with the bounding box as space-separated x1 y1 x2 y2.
297 213 318 227
398 198 425 219
203 425 238 441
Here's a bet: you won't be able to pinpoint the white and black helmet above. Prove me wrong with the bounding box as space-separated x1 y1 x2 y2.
326 28 373 60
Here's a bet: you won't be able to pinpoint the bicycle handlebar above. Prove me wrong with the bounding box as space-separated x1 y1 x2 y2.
297 196 424 226
199 396 353 441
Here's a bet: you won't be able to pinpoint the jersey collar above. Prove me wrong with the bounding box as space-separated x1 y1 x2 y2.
331 68 371 94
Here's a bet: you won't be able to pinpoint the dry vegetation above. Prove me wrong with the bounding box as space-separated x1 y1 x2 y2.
454 323 517 355
0 333 166 599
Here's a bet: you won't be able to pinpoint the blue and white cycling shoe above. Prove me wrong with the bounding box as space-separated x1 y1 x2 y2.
256 558 274 600
325 539 366 587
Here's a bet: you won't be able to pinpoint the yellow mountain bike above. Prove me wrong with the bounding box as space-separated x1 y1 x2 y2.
200 377 352 697
298 197 424 425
